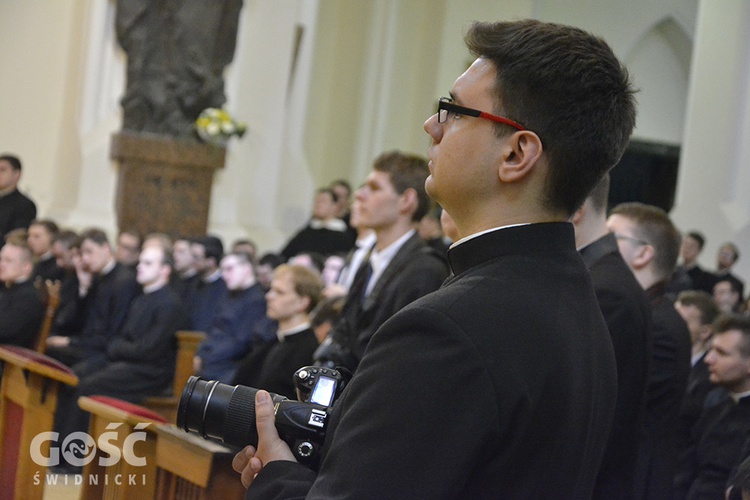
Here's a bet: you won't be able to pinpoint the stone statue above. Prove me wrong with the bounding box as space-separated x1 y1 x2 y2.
115 0 244 139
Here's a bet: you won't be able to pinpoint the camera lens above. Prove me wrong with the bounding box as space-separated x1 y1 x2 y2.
177 376 286 448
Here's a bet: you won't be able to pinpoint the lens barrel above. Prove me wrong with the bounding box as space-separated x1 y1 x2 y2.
177 376 287 448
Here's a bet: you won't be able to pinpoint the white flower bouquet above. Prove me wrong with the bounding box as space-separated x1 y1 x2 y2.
195 108 247 145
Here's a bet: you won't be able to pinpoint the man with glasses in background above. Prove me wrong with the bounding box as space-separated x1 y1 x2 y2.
608 202 692 499
234 20 636 498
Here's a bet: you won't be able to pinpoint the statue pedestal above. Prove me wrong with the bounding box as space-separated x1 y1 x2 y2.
110 131 225 237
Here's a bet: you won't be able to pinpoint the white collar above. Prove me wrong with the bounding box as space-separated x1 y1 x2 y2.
449 223 531 249
309 218 347 232
277 323 311 342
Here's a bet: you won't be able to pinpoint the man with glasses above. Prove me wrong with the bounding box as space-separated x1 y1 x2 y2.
235 20 636 498
607 202 692 499
572 175 652 498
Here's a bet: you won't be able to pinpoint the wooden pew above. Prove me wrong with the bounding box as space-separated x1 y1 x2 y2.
77 395 169 500
144 330 206 423
0 345 78 500
154 424 246 499
34 279 61 354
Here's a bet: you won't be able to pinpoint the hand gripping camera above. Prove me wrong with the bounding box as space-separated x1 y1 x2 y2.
176 366 346 466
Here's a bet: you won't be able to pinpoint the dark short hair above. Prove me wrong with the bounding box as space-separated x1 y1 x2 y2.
713 314 750 357
330 179 352 197
80 227 110 247
720 242 740 263
372 150 431 222
0 154 22 171
30 219 60 236
316 188 338 204
52 230 81 250
465 20 636 216
714 277 741 296
259 252 284 269
676 290 720 326
197 235 224 263
685 231 705 250
609 202 681 281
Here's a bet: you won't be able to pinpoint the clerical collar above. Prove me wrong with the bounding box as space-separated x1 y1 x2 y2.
277 323 310 342
731 389 750 403
101 259 116 276
181 268 198 279
203 269 222 283
309 218 347 232
450 223 530 249
143 282 166 294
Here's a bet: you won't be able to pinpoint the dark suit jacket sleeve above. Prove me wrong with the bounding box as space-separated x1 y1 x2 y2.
247 305 498 499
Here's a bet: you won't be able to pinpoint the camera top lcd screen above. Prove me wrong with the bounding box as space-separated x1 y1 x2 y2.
310 376 336 406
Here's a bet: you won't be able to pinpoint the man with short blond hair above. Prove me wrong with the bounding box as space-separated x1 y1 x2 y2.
233 264 323 398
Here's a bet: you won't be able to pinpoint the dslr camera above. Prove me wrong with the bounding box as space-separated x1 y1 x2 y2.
177 366 345 465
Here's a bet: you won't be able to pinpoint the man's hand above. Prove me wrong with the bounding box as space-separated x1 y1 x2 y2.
232 390 296 488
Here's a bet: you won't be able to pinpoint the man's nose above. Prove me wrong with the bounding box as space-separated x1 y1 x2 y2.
424 113 443 143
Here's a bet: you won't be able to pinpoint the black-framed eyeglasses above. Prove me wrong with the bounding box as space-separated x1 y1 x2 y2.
437 97 526 130
614 233 650 247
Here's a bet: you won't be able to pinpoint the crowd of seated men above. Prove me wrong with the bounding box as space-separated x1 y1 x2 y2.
0 150 453 475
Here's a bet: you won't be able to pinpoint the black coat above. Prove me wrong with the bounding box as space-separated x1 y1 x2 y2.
675 394 750 499
246 222 618 499
70 262 140 353
0 280 44 347
635 283 692 499
233 327 319 399
320 231 448 372
0 189 36 244
581 233 652 499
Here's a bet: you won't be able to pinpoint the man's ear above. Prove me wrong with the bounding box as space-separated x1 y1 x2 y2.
498 131 543 183
398 188 418 217
631 244 655 270
570 204 586 225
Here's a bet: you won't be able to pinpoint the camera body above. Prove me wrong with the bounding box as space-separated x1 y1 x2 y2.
177 366 345 466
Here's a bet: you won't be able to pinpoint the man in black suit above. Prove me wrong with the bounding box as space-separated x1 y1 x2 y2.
572 175 652 499
608 202 692 499
675 290 721 448
313 150 449 372
234 20 635 498
675 314 750 499
28 218 65 282
45 228 140 373
0 154 36 247
715 242 745 300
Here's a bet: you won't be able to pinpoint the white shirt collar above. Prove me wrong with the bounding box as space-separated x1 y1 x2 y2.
365 229 415 297
730 388 750 403
449 223 531 249
277 322 311 342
